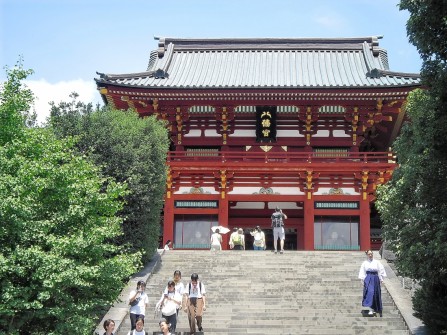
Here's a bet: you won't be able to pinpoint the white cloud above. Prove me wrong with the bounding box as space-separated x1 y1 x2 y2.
25 79 103 125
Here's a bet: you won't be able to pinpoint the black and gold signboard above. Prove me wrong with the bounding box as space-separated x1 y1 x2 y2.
256 106 277 142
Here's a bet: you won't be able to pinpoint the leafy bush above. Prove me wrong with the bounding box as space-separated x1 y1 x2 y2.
50 98 169 263
0 63 138 334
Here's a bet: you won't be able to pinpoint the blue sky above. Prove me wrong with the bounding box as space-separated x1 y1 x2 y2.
1 0 422 124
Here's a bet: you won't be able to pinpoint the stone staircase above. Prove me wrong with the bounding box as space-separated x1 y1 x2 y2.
117 250 409 335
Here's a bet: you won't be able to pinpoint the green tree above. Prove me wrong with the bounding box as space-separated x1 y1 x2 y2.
0 59 34 145
376 1 447 332
0 64 137 334
50 97 169 263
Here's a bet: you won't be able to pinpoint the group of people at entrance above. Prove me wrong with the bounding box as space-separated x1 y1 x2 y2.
212 207 287 252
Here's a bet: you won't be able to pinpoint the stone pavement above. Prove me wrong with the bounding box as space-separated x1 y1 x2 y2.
95 250 427 335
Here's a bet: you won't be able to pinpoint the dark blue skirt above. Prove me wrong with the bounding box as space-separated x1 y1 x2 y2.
362 271 382 312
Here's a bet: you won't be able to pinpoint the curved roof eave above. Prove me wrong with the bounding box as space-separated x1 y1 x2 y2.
94 80 421 91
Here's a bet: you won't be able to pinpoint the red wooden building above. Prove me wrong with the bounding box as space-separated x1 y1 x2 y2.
96 36 420 251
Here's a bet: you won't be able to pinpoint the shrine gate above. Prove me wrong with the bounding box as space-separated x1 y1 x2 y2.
96 36 420 251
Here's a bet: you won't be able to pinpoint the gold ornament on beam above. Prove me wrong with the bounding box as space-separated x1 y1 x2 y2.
260 145 272 152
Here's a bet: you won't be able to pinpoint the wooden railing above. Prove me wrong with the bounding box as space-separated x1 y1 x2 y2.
167 151 395 164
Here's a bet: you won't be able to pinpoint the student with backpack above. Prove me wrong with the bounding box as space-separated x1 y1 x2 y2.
183 273 206 334
271 207 287 254
229 227 238 249
230 228 245 250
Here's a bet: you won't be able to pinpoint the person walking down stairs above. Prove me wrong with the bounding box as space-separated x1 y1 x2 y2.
358 249 387 317
128 281 149 330
102 319 115 335
171 270 185 316
126 317 147 335
156 280 182 333
184 273 206 334
158 318 172 335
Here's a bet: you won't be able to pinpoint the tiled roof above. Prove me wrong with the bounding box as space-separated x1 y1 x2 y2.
96 36 420 89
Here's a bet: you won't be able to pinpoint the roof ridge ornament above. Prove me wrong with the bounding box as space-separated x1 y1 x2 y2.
150 68 169 79
368 68 382 78
96 71 109 80
157 37 166 57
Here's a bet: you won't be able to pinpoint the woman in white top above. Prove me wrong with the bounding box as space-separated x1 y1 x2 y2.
250 226 266 250
156 280 182 333
164 240 172 250
358 249 387 316
128 281 149 330
171 270 185 315
210 228 222 250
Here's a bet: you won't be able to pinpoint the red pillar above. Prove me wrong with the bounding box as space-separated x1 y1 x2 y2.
163 196 175 247
359 195 371 251
219 197 229 250
303 193 315 250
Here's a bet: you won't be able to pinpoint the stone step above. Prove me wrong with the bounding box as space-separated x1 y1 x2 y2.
115 251 409 335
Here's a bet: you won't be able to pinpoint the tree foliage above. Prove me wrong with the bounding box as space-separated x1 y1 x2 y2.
0 59 34 145
0 65 138 334
400 0 447 127
50 97 169 263
376 1 447 332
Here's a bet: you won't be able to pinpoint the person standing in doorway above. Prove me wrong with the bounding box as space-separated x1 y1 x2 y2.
250 226 266 250
271 207 287 254
184 273 206 334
